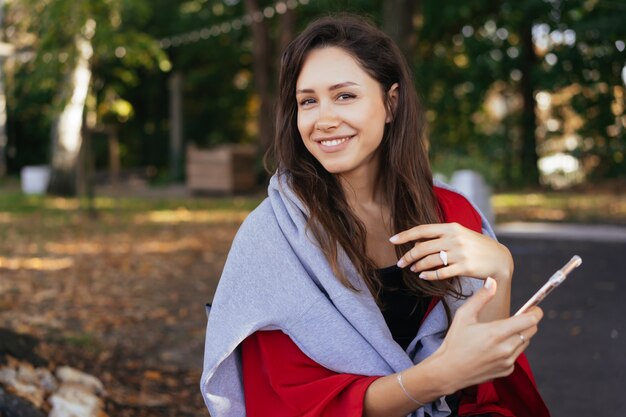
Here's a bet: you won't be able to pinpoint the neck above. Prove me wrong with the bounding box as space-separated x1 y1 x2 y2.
339 161 383 209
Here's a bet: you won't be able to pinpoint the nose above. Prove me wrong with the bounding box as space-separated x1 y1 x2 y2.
315 102 339 131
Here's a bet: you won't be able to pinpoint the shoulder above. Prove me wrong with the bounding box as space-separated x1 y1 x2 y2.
229 198 276 247
433 186 482 233
220 198 288 275
239 197 273 228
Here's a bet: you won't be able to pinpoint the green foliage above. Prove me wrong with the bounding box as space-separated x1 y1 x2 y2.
543 0 626 179
413 0 625 186
5 0 168 171
4 0 625 187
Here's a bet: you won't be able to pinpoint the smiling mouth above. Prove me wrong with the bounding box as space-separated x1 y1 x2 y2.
318 136 354 147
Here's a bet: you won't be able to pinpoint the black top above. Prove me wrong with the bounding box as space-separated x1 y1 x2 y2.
377 265 429 351
377 266 490 417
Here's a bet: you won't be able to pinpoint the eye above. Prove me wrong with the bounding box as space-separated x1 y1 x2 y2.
299 98 316 107
337 92 356 101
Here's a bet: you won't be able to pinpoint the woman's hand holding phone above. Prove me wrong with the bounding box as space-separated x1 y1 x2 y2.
430 278 543 393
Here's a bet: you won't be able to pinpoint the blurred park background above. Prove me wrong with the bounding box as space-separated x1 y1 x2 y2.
0 0 625 416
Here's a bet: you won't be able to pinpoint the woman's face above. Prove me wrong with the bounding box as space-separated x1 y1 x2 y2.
296 46 395 178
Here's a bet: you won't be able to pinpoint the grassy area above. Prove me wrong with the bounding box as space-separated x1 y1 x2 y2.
0 191 263 233
0 190 265 246
493 190 626 224
1 187 625 225
0 191 262 214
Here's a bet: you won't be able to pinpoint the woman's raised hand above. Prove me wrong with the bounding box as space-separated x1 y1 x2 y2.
429 278 543 393
390 223 513 283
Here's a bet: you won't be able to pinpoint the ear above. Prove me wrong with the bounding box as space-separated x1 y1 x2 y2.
385 83 399 123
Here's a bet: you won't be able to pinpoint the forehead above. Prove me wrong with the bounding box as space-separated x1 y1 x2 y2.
296 46 377 89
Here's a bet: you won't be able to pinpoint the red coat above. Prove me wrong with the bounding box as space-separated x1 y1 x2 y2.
241 187 550 417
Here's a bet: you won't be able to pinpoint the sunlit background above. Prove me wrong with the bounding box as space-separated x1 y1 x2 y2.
0 1 624 417
0 0 624 193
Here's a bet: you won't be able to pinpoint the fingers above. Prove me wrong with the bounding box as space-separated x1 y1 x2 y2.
392 223 486 279
417 264 461 280
408 250 463 279
515 326 537 351
408 252 442 272
521 306 544 329
473 307 543 349
397 240 447 269
443 303 543 386
489 308 543 336
509 321 539 353
390 223 460 245
494 310 543 375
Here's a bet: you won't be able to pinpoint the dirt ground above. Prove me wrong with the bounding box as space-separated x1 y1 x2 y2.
0 207 244 416
2 180 624 416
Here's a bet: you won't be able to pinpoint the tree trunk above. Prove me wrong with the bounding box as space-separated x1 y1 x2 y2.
168 72 183 181
0 0 8 178
278 6 296 53
107 125 120 187
383 0 418 63
519 17 540 186
244 0 275 154
77 124 97 217
47 20 95 196
0 60 7 178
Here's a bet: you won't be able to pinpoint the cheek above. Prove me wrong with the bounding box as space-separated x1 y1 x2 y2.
296 115 312 151
296 112 310 137
352 105 385 135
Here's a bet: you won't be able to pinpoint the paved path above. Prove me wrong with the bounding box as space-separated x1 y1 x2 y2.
497 222 626 243
497 224 625 417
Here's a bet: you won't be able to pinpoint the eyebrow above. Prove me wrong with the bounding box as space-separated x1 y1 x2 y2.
296 81 359 94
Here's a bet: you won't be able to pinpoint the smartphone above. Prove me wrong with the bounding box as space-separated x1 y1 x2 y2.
513 255 582 316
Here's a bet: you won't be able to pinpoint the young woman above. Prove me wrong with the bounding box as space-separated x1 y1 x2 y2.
201 15 550 417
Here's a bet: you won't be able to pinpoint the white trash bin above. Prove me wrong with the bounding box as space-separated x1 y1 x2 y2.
450 170 494 225
21 165 51 195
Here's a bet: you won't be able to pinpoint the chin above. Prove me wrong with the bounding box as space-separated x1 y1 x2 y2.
320 162 351 175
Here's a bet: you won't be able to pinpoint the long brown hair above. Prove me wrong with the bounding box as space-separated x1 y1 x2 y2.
267 14 464 305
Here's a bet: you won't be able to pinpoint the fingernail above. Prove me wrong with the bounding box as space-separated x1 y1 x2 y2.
419 273 427 279
396 258 406 268
389 235 399 243
410 265 416 272
484 277 495 289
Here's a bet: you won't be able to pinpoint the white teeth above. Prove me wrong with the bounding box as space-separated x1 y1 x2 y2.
320 137 349 147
